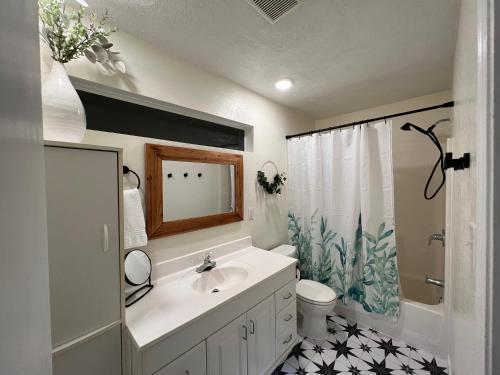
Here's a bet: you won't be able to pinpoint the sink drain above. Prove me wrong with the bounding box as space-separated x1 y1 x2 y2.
211 288 220 293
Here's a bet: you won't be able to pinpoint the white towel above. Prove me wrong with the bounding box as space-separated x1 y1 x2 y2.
124 188 148 249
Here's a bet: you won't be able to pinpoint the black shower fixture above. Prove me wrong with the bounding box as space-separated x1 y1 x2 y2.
400 119 448 200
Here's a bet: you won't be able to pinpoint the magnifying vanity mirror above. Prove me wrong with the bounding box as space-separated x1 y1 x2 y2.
124 249 153 307
146 144 244 238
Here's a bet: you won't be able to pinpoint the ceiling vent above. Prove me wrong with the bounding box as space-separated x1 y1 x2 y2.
246 0 300 23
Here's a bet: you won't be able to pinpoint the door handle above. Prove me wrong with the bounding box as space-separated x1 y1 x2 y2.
242 325 247 340
103 224 109 252
282 334 293 344
284 314 293 322
249 320 255 334
283 292 292 300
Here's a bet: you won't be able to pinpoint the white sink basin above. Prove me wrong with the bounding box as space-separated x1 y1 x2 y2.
191 264 249 294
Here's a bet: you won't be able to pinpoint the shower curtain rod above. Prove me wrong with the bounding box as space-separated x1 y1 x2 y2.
285 101 454 139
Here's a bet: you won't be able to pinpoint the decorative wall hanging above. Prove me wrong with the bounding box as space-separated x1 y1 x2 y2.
257 161 286 194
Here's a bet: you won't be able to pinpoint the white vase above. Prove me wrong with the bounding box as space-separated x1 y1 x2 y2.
42 61 86 143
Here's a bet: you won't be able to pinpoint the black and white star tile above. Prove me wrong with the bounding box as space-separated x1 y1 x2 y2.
272 314 448 375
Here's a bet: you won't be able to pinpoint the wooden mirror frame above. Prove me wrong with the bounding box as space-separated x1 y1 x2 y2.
145 144 244 238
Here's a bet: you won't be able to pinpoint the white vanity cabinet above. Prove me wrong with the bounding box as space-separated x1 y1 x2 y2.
207 295 276 375
207 314 248 375
44 142 124 375
246 295 276 375
126 243 297 375
155 341 206 375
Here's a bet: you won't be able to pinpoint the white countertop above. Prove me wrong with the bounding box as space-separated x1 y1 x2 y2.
126 246 296 350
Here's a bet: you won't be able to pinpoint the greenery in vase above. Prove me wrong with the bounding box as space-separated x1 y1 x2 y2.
39 0 125 72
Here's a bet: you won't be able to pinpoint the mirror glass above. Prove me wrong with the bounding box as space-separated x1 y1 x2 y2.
162 160 235 221
124 250 151 286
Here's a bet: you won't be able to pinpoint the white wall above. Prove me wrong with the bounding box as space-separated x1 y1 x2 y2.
41 29 314 264
316 91 451 306
447 0 487 373
0 1 53 374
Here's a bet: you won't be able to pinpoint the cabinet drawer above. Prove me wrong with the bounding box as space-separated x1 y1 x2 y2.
275 280 296 313
276 323 297 360
276 299 296 335
155 341 206 375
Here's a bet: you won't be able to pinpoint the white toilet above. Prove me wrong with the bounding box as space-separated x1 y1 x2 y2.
272 245 337 340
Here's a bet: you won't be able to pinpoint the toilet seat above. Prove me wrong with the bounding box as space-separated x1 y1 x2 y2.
296 279 336 306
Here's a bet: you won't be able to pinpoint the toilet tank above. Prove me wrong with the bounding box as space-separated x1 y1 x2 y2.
271 244 297 258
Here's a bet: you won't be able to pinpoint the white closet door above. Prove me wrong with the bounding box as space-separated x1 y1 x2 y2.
247 295 276 375
45 146 121 347
207 314 248 375
52 324 122 375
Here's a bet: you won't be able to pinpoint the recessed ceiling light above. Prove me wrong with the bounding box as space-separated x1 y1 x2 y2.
275 78 293 91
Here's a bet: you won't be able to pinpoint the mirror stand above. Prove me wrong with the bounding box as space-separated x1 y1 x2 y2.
125 278 154 308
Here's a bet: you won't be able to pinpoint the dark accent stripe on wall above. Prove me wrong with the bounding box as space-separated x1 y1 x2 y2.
77 90 245 151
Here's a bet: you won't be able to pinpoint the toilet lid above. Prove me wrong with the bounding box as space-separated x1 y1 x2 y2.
296 279 336 305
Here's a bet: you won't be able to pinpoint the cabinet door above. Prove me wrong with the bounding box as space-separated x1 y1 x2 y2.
45 146 121 347
52 324 122 375
247 296 276 375
207 314 247 375
155 341 206 375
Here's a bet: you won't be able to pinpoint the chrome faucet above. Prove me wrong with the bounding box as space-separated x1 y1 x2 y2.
428 229 445 247
196 252 216 273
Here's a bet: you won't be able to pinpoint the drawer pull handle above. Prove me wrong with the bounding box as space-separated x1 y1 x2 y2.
283 292 292 300
283 334 293 344
284 314 293 322
249 320 255 334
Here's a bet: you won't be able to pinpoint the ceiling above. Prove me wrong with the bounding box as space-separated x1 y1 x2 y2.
87 0 459 119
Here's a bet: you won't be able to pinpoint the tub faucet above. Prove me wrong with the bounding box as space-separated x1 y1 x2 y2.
428 230 445 247
425 276 444 288
196 252 216 273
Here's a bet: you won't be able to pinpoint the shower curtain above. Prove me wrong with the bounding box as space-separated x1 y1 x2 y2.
287 121 400 317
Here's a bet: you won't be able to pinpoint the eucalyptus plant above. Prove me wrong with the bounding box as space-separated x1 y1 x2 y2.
39 0 126 72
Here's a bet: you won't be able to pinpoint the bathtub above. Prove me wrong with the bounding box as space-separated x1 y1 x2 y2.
335 298 446 358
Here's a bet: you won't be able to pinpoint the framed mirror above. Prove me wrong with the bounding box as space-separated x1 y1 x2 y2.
146 144 243 238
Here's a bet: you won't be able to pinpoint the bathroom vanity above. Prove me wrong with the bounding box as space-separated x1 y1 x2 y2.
125 237 297 375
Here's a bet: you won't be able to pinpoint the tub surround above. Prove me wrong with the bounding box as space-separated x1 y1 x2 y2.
126 237 298 375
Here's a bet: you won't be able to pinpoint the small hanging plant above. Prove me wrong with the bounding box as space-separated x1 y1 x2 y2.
257 170 286 195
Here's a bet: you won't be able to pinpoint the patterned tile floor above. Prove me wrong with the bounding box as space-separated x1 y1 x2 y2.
272 314 448 375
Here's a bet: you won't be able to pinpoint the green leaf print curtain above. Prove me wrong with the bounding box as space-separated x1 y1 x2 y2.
287 121 400 318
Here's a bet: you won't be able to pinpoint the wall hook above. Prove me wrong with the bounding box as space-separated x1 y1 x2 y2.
167 173 173 178
198 173 202 177
184 173 188 178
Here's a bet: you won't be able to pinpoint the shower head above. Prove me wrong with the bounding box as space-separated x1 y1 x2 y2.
401 123 413 131
400 122 427 135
